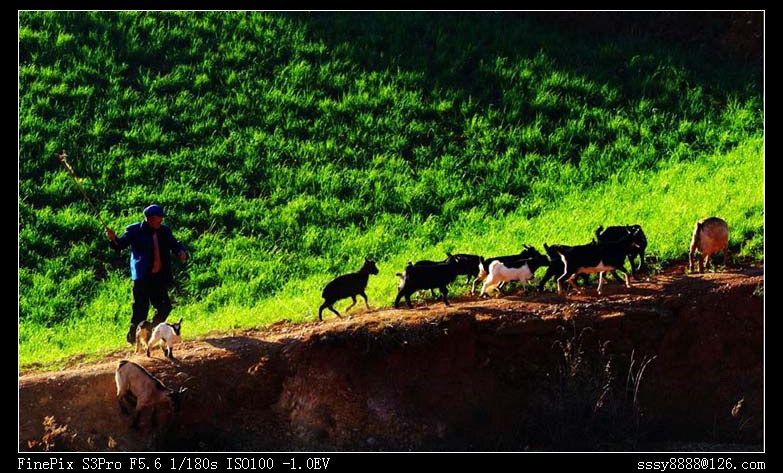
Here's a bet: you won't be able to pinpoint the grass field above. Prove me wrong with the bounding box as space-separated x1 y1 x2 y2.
19 12 763 368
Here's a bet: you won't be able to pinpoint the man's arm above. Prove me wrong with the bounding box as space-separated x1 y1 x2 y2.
164 228 187 262
106 226 131 250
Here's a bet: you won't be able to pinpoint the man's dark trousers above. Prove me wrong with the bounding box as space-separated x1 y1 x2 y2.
127 273 172 342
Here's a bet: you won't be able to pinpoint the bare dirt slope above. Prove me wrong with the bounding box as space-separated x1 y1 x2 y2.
19 263 763 451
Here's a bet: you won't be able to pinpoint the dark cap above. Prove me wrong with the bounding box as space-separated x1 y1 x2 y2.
143 204 165 218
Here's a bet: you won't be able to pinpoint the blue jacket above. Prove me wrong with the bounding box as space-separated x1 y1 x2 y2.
109 221 186 282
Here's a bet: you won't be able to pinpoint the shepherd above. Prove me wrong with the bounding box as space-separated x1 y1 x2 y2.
106 205 187 344
56 151 188 344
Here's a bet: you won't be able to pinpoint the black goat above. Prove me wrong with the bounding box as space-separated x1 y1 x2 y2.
595 224 647 277
537 242 596 292
395 255 463 308
405 253 482 297
319 258 379 321
447 252 483 285
552 230 642 295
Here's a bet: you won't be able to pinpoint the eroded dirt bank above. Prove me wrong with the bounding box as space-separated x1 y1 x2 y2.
19 266 763 451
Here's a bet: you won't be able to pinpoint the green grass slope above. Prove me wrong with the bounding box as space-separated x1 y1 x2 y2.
19 12 763 368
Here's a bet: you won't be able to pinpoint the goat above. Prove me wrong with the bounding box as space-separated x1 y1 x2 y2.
395 254 463 308
550 230 642 295
147 318 182 360
115 360 185 429
405 257 449 298
595 224 648 277
479 252 549 297
689 217 729 273
397 253 481 298
319 258 379 321
447 252 483 285
134 320 153 355
472 245 540 294
538 242 596 292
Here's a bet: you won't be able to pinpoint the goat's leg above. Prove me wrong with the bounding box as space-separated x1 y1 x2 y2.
441 286 450 306
556 266 573 295
471 275 484 295
360 291 370 310
328 305 342 318
556 274 565 295
564 273 582 294
538 267 555 292
345 296 357 313
625 254 640 278
132 409 141 430
570 274 583 294
689 242 698 272
118 396 129 415
318 302 329 321
622 268 631 288
479 278 492 298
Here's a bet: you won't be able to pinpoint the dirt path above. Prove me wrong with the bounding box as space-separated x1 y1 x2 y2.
19 263 764 451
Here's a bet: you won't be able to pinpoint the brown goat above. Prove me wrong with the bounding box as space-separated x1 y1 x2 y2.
134 320 153 355
689 217 729 273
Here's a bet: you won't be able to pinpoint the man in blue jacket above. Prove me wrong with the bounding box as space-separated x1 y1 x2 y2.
106 205 187 344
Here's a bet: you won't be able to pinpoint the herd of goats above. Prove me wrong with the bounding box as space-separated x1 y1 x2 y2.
318 216 731 321
113 216 729 430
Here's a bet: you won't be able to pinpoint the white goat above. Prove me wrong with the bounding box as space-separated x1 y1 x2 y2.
115 360 185 429
147 318 182 359
480 260 536 297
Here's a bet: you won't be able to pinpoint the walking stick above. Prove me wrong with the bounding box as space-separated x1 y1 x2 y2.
56 150 110 231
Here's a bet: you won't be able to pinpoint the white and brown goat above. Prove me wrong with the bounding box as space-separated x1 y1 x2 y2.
147 318 183 359
114 360 185 429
